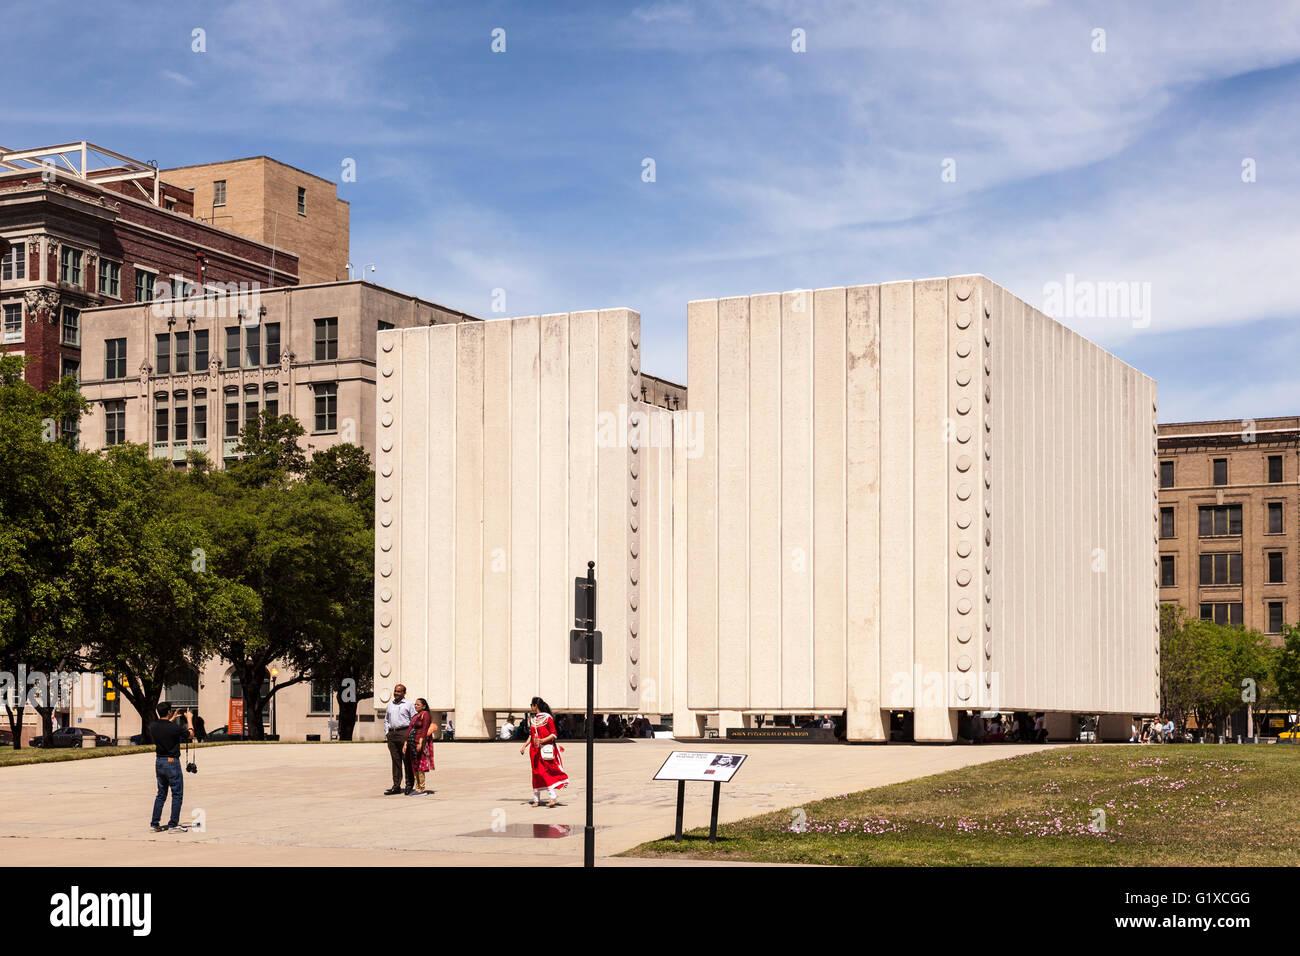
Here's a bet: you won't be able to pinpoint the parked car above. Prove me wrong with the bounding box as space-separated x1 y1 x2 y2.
204 725 247 741
30 727 115 748
1277 725 1300 743
0 728 13 746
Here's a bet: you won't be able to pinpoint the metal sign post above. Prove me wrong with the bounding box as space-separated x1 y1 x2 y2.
573 561 599 868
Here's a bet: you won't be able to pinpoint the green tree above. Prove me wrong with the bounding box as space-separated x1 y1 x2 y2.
305 443 374 516
1273 624 1300 716
228 411 307 488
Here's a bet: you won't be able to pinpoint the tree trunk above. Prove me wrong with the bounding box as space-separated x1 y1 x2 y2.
34 705 54 748
335 685 358 741
4 702 24 749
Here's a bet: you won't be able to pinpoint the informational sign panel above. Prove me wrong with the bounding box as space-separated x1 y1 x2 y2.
229 699 244 736
653 750 746 783
569 629 603 664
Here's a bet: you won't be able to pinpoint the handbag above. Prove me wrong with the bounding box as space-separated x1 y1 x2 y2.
540 743 556 760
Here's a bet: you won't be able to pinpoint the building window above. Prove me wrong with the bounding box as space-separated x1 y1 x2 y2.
313 317 338 361
193 392 207 440
61 308 79 347
174 401 188 443
59 248 83 286
265 322 281 365
154 399 169 444
104 399 126 446
1159 460 1174 489
61 358 79 382
1160 555 1175 588
1268 602 1284 634
297 186 307 216
310 680 331 714
1267 551 1284 584
105 338 127 380
1 241 25 281
194 329 209 372
1268 455 1282 483
313 382 338 433
1268 502 1284 534
245 325 260 368
2 303 21 343
224 397 240 439
174 331 190 374
1160 506 1175 539
1198 504 1242 537
264 382 278 418
155 333 170 375
135 268 156 302
213 180 227 206
244 391 258 427
378 320 395 332
98 260 121 298
1199 603 1243 627
1198 552 1242 586
1212 458 1227 486
225 326 240 368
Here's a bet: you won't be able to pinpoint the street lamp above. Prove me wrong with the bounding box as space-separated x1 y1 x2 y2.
270 667 278 739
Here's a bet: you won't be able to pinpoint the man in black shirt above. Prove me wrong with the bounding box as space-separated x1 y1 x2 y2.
149 705 192 832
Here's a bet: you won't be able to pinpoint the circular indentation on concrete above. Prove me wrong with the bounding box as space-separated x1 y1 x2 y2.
380 588 392 602
380 614 391 629
380 538 392 552
381 490 392 502
630 543 639 559
956 681 971 701
984 303 991 317
985 500 992 516
957 598 972 614
957 654 972 672
379 688 391 703
985 585 992 602
381 340 394 352
955 282 972 301
956 311 972 329
956 482 971 500
984 529 991 545
629 620 638 637
629 650 639 665
380 563 392 577
382 389 393 402
956 540 972 558
984 357 992 373
630 460 640 479
985 640 992 658
382 365 394 377
956 426 972 443
984 472 992 488
984 415 992 432
984 328 991 345
956 512 972 529
984 385 991 402
956 569 972 586
629 676 638 691
985 617 992 631
629 595 639 611
382 413 393 427
381 465 393 477
381 440 393 453
381 514 392 527
631 328 640 347
379 637 391 652
379 662 391 678
956 454 972 472
956 341 972 358
630 489 639 507
956 370 972 386
985 556 992 572
958 398 973 416
630 515 639 532
957 626 972 643
985 671 993 686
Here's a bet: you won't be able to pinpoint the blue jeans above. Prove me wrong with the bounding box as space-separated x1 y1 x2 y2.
152 757 184 827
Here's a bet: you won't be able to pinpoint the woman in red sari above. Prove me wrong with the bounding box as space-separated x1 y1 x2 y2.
520 696 567 807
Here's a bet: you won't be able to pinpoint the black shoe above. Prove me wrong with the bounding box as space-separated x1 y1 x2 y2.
384 787 402 795
150 824 166 832
403 786 414 795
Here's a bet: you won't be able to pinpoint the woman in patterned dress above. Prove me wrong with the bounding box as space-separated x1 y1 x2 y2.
520 696 567 807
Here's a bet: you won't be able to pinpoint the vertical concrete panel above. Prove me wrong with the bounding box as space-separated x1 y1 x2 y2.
538 314 569 703
394 329 425 695
425 325 457 708
481 319 512 710
375 329 404 705
454 322 487 737
597 308 634 712
567 311 599 711
716 297 750 708
748 293 782 708
780 290 814 708
671 409 692 731
912 279 951 741
511 316 540 707
948 278 981 713
846 284 884 740
813 287 847 710
879 281 915 711
686 299 719 710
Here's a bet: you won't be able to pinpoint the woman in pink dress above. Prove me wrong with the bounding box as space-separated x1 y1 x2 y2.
520 696 567 807
404 698 435 795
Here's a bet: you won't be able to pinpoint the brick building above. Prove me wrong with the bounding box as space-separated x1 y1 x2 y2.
162 156 349 285
0 143 298 398
1157 416 1298 641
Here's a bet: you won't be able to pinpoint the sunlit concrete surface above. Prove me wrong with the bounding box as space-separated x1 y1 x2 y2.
0 740 1054 866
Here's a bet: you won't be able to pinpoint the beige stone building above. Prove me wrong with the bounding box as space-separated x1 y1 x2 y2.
1156 416 1298 639
162 157 350 285
376 275 1160 742
76 281 476 466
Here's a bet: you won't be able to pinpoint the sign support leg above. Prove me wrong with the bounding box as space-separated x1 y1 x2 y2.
674 780 685 841
709 780 721 844
583 562 596 868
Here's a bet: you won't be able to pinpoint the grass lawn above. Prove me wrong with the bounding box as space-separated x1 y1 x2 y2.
625 745 1300 866
0 742 239 768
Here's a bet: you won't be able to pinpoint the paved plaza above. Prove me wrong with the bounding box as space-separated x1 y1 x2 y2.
0 740 1054 866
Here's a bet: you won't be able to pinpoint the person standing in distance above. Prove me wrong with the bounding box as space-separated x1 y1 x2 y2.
149 704 192 832
385 684 415 795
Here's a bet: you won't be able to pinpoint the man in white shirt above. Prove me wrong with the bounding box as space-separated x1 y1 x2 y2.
499 716 517 741
384 684 415 795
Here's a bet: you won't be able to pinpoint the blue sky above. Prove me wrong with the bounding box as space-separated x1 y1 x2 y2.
6 0 1299 420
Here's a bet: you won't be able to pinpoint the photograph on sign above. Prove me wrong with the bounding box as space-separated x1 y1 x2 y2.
653 750 747 784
